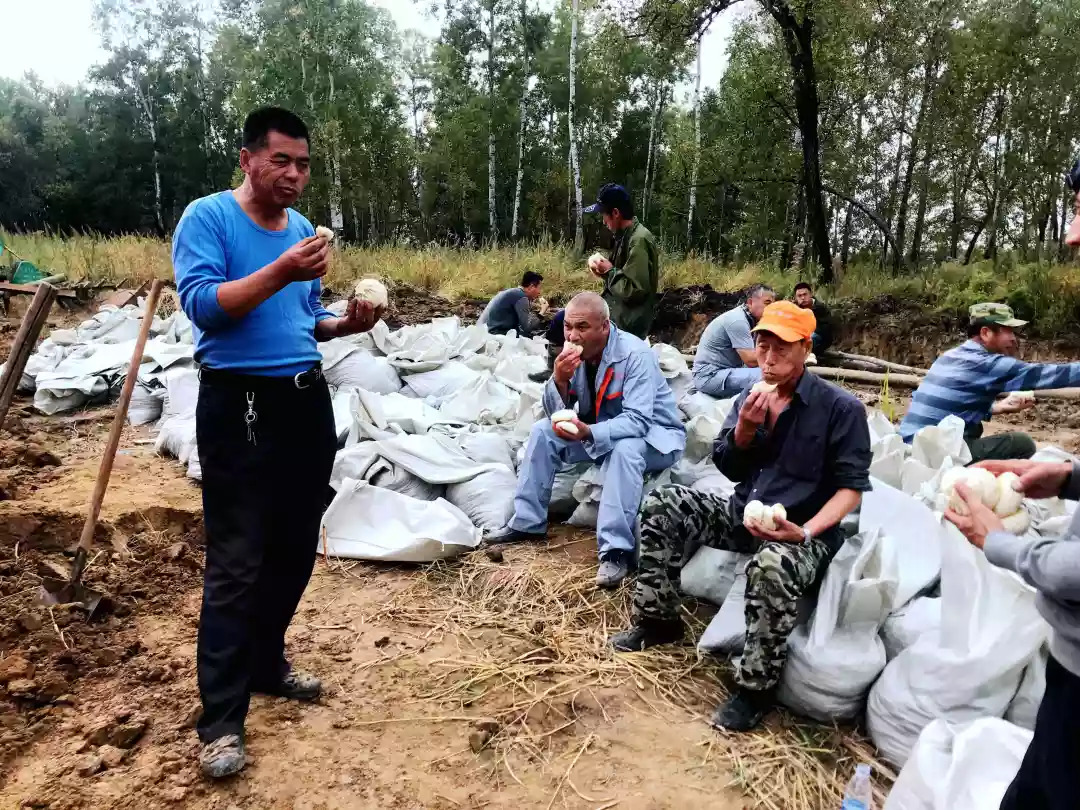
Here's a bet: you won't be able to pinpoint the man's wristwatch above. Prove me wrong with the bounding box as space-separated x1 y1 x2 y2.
801 526 814 544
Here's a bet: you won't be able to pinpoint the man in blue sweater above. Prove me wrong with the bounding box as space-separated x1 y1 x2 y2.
173 107 377 779
947 461 1080 810
899 302 1080 462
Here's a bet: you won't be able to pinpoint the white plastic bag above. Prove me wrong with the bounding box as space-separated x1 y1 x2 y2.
778 531 898 721
321 479 481 562
127 383 165 426
1005 644 1047 731
867 523 1049 767
882 596 941 662
322 345 402 393
680 548 749 606
883 718 1032 810
446 468 517 531
697 570 749 655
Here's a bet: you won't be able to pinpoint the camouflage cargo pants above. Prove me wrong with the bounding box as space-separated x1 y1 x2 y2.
633 485 833 691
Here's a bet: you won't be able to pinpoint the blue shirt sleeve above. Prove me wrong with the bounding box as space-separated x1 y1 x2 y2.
990 354 1080 393
173 202 232 332
308 279 334 324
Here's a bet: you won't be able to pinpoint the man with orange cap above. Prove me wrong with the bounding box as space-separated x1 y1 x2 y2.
609 301 872 732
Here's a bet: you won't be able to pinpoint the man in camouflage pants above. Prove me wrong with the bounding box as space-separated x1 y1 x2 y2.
610 301 872 732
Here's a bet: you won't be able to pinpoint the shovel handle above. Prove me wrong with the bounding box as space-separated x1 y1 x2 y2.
76 280 165 555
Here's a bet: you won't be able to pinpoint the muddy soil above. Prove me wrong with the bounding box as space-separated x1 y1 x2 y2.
0 407 751 810
2 287 1078 810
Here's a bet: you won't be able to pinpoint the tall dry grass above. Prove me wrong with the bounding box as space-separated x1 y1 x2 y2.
4 228 1080 333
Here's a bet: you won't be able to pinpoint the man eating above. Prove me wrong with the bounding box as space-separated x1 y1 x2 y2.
609 301 872 731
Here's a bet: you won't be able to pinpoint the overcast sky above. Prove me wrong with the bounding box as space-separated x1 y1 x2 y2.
1 0 743 100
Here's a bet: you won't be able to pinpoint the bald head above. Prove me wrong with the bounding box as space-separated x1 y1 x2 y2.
564 292 611 362
566 291 610 321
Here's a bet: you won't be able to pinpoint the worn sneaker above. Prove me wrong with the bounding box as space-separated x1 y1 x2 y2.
608 618 684 652
254 669 322 701
595 551 633 589
710 687 775 732
199 734 246 779
485 526 547 546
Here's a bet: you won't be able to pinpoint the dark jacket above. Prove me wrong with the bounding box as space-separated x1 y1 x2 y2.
603 219 659 339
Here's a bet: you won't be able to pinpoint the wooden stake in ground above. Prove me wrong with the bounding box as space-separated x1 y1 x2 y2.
39 280 164 616
0 282 58 432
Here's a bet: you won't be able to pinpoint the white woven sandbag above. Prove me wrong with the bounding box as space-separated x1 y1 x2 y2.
883 718 1032 810
882 596 941 662
681 548 748 606
778 530 898 721
867 523 1049 767
1004 644 1047 731
321 479 481 562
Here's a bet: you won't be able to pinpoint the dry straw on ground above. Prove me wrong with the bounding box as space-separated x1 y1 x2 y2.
348 541 895 809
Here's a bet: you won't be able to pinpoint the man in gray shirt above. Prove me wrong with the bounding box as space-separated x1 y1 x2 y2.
946 458 1080 809
692 285 776 398
478 271 544 336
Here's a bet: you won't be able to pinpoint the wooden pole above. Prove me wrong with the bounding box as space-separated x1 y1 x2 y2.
676 354 1080 400
73 280 164 558
823 349 928 376
0 282 58 432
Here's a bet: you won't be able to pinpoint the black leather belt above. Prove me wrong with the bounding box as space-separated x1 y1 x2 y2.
198 363 324 390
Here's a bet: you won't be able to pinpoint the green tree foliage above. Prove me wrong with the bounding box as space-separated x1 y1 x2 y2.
2 0 1080 280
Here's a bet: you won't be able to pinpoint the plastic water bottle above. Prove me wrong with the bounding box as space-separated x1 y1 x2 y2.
842 764 873 810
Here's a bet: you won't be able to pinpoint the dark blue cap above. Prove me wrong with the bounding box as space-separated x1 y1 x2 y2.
583 183 632 215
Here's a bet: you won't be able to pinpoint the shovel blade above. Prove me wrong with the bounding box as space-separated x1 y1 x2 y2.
38 577 107 618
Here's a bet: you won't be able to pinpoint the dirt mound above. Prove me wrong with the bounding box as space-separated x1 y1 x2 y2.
652 285 743 345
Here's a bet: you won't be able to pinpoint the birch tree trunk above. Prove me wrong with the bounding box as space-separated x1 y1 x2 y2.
568 0 583 252
511 0 528 240
327 70 343 231
643 81 660 221
487 0 498 242
131 67 164 235
687 39 702 247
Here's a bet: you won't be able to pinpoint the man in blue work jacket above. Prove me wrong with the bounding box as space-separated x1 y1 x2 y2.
486 292 685 588
173 107 377 779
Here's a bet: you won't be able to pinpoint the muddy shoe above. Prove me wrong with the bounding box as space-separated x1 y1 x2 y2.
608 618 684 652
199 734 246 779
254 670 322 701
595 551 633 589
484 526 547 546
709 687 775 732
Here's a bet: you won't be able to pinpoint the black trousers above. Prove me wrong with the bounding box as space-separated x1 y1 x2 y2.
1000 654 1080 810
194 370 337 743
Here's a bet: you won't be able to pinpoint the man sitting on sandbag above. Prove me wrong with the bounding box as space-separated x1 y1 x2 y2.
899 302 1080 462
692 284 776 399
478 271 546 337
486 292 685 588
609 301 872 732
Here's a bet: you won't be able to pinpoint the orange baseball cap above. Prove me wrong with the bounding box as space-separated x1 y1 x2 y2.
751 301 816 343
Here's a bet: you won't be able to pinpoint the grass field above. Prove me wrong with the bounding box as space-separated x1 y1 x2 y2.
4 229 1080 334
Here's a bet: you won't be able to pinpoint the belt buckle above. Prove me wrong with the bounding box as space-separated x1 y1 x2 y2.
294 370 311 390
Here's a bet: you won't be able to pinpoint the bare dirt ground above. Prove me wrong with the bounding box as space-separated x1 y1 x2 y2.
2 288 1076 810
0 407 764 810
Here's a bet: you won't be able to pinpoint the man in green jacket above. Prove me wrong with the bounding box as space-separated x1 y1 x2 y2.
584 184 659 339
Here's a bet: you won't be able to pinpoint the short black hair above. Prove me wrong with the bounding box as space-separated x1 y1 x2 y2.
522 271 543 288
967 320 999 338
793 281 813 294
243 107 310 150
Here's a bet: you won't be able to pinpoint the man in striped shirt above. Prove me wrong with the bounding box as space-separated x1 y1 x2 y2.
899 302 1080 462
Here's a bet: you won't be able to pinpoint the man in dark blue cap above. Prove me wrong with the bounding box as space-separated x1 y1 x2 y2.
584 184 660 339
